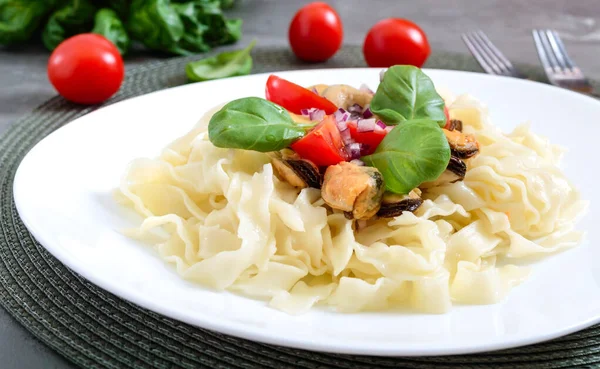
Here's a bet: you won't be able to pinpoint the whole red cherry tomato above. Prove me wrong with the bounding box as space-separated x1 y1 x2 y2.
289 2 343 62
363 18 430 68
48 34 124 104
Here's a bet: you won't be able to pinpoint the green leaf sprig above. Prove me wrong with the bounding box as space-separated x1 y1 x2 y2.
186 39 255 82
362 119 450 194
370 65 446 126
208 97 308 152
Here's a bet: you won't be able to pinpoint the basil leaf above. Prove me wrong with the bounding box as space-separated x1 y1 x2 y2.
92 8 130 55
209 97 306 152
362 119 450 194
371 65 446 126
186 40 255 82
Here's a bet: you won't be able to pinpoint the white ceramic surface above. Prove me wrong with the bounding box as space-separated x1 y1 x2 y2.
13 69 600 356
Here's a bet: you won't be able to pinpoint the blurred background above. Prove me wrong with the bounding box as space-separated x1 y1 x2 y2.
0 0 599 367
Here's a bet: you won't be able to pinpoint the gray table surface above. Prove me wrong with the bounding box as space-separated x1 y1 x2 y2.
1 0 599 368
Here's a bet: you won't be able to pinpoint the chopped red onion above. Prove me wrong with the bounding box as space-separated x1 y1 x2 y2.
346 142 362 159
363 107 373 119
334 108 350 123
300 108 310 116
309 109 325 121
336 119 348 132
385 126 394 133
359 84 374 94
348 103 363 114
340 128 353 144
376 120 386 130
360 144 371 155
357 118 376 132
350 159 365 166
311 87 318 94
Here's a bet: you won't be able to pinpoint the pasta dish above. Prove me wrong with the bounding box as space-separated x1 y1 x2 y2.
116 66 586 314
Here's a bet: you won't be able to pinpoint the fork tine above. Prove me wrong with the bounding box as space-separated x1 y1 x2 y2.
533 29 554 72
536 29 561 71
544 30 570 70
462 33 501 75
474 30 516 73
546 30 575 69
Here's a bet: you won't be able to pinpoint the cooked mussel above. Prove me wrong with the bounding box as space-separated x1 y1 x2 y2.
443 128 479 159
321 84 373 110
420 156 467 188
377 189 424 218
445 119 463 132
321 161 385 219
269 149 322 189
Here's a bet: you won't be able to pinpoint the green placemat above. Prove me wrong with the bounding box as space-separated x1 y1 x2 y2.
1 45 599 369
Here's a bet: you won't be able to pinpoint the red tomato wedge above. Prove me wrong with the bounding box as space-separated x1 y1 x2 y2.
347 121 387 155
291 115 347 166
266 75 337 115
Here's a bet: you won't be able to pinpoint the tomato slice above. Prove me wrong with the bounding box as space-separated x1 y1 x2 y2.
347 121 387 155
442 105 451 129
266 75 338 115
291 115 347 166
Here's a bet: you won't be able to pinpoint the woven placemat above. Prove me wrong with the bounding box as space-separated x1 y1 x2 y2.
1 45 600 369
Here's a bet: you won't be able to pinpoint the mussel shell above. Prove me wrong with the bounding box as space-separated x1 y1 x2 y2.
447 119 463 132
377 198 423 218
285 159 323 188
451 148 479 159
447 156 467 178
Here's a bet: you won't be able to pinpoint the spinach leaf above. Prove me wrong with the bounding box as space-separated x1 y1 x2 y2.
129 0 242 56
128 0 184 53
219 0 235 9
362 119 450 194
42 0 96 51
105 0 129 19
0 0 56 45
186 40 254 82
209 97 307 152
92 8 129 55
371 65 446 126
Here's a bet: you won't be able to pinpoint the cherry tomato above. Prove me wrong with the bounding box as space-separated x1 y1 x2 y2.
363 18 430 68
48 34 124 104
443 105 450 126
291 115 347 166
266 75 338 114
288 2 343 62
347 121 387 154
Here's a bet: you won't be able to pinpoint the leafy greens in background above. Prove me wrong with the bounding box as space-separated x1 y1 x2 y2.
0 0 241 56
186 39 255 81
0 0 55 45
41 0 96 51
92 8 129 54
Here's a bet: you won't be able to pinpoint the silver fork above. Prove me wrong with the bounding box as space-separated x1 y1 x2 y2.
462 30 524 78
532 29 597 96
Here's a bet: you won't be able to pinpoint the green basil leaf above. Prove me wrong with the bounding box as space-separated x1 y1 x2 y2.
92 8 130 55
362 119 450 194
371 65 446 126
42 0 97 51
209 97 306 152
186 39 254 82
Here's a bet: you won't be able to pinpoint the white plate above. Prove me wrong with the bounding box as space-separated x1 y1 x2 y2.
13 68 600 356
